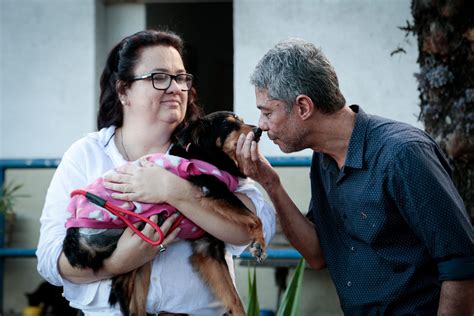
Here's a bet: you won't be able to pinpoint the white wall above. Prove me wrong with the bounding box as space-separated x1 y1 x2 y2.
103 3 146 55
234 0 420 157
95 2 146 112
0 0 145 159
1 0 97 159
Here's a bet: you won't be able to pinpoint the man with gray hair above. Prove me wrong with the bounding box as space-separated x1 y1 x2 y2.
236 38 474 315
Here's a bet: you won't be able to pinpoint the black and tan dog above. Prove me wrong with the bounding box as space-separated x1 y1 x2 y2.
63 111 266 315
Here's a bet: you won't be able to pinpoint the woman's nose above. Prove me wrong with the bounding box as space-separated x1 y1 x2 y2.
166 78 181 93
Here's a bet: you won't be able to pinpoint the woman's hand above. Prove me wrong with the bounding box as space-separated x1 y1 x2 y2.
59 213 181 283
106 213 181 275
103 159 176 203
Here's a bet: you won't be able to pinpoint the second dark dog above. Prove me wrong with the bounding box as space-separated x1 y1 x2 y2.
63 111 266 315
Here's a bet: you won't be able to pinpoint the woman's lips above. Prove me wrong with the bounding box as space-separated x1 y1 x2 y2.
161 100 180 107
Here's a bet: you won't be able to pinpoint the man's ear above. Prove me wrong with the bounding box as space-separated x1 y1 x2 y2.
295 95 314 120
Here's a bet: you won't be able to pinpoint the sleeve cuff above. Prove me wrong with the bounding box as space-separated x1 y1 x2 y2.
36 238 66 286
438 256 474 281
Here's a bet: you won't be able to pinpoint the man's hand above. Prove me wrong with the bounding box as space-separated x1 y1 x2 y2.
235 131 279 190
236 131 326 270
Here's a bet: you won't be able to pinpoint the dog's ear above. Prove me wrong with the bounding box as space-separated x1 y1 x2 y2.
177 118 216 150
175 119 201 147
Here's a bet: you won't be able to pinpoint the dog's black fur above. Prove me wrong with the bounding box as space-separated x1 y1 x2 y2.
63 111 265 315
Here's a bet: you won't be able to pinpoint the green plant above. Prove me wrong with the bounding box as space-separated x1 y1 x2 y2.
246 266 260 316
246 258 306 316
0 182 28 214
0 182 28 246
276 258 305 316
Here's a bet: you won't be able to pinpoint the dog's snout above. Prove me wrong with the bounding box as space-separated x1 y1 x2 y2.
253 127 262 142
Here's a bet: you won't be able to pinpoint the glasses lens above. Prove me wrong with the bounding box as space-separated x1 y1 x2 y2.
152 73 171 90
151 73 193 91
175 74 193 91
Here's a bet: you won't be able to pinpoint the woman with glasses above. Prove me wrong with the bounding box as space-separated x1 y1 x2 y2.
36 30 275 316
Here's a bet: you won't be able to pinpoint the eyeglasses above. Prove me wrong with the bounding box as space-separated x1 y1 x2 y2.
130 72 193 91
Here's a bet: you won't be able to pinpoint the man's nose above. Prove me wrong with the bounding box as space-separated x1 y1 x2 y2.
258 115 268 131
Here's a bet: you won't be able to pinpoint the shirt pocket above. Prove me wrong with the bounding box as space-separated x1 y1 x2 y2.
342 207 386 245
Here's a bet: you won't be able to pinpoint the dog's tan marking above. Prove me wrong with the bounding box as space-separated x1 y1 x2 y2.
221 130 240 163
221 123 260 166
129 263 151 316
198 196 266 261
191 251 245 315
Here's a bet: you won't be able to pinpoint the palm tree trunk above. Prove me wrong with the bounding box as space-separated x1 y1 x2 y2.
411 0 474 221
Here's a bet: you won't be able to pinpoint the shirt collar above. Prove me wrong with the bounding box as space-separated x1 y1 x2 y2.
344 105 369 169
102 126 127 166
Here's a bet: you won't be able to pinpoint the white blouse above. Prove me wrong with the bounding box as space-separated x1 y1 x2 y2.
36 126 276 316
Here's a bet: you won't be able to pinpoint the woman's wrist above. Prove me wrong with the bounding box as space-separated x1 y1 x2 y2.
59 252 110 284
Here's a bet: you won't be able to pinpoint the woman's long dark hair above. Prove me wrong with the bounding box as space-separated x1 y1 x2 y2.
97 30 202 143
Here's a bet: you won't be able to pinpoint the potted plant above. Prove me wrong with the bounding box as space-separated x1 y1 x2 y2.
0 182 28 246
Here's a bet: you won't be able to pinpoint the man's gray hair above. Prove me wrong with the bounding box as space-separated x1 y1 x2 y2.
250 38 345 113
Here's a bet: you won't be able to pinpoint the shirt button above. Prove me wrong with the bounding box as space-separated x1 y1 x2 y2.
347 281 352 287
350 246 355 251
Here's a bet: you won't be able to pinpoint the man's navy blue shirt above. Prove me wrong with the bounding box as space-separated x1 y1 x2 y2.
307 105 474 315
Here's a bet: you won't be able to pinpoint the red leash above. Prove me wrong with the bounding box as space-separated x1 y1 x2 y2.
71 189 184 246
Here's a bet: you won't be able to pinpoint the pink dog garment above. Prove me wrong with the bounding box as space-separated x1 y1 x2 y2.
65 153 239 240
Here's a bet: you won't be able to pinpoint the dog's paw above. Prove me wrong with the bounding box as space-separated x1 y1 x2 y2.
250 241 267 263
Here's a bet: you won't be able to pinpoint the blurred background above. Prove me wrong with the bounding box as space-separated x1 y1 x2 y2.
1 0 421 315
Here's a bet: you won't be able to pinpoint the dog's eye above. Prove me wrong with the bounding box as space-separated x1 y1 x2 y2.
201 186 210 196
223 124 237 134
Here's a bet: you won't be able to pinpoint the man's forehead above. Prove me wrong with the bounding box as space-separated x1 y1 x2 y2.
256 90 284 109
257 101 281 110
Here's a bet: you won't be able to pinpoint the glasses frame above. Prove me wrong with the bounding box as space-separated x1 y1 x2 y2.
130 72 193 91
